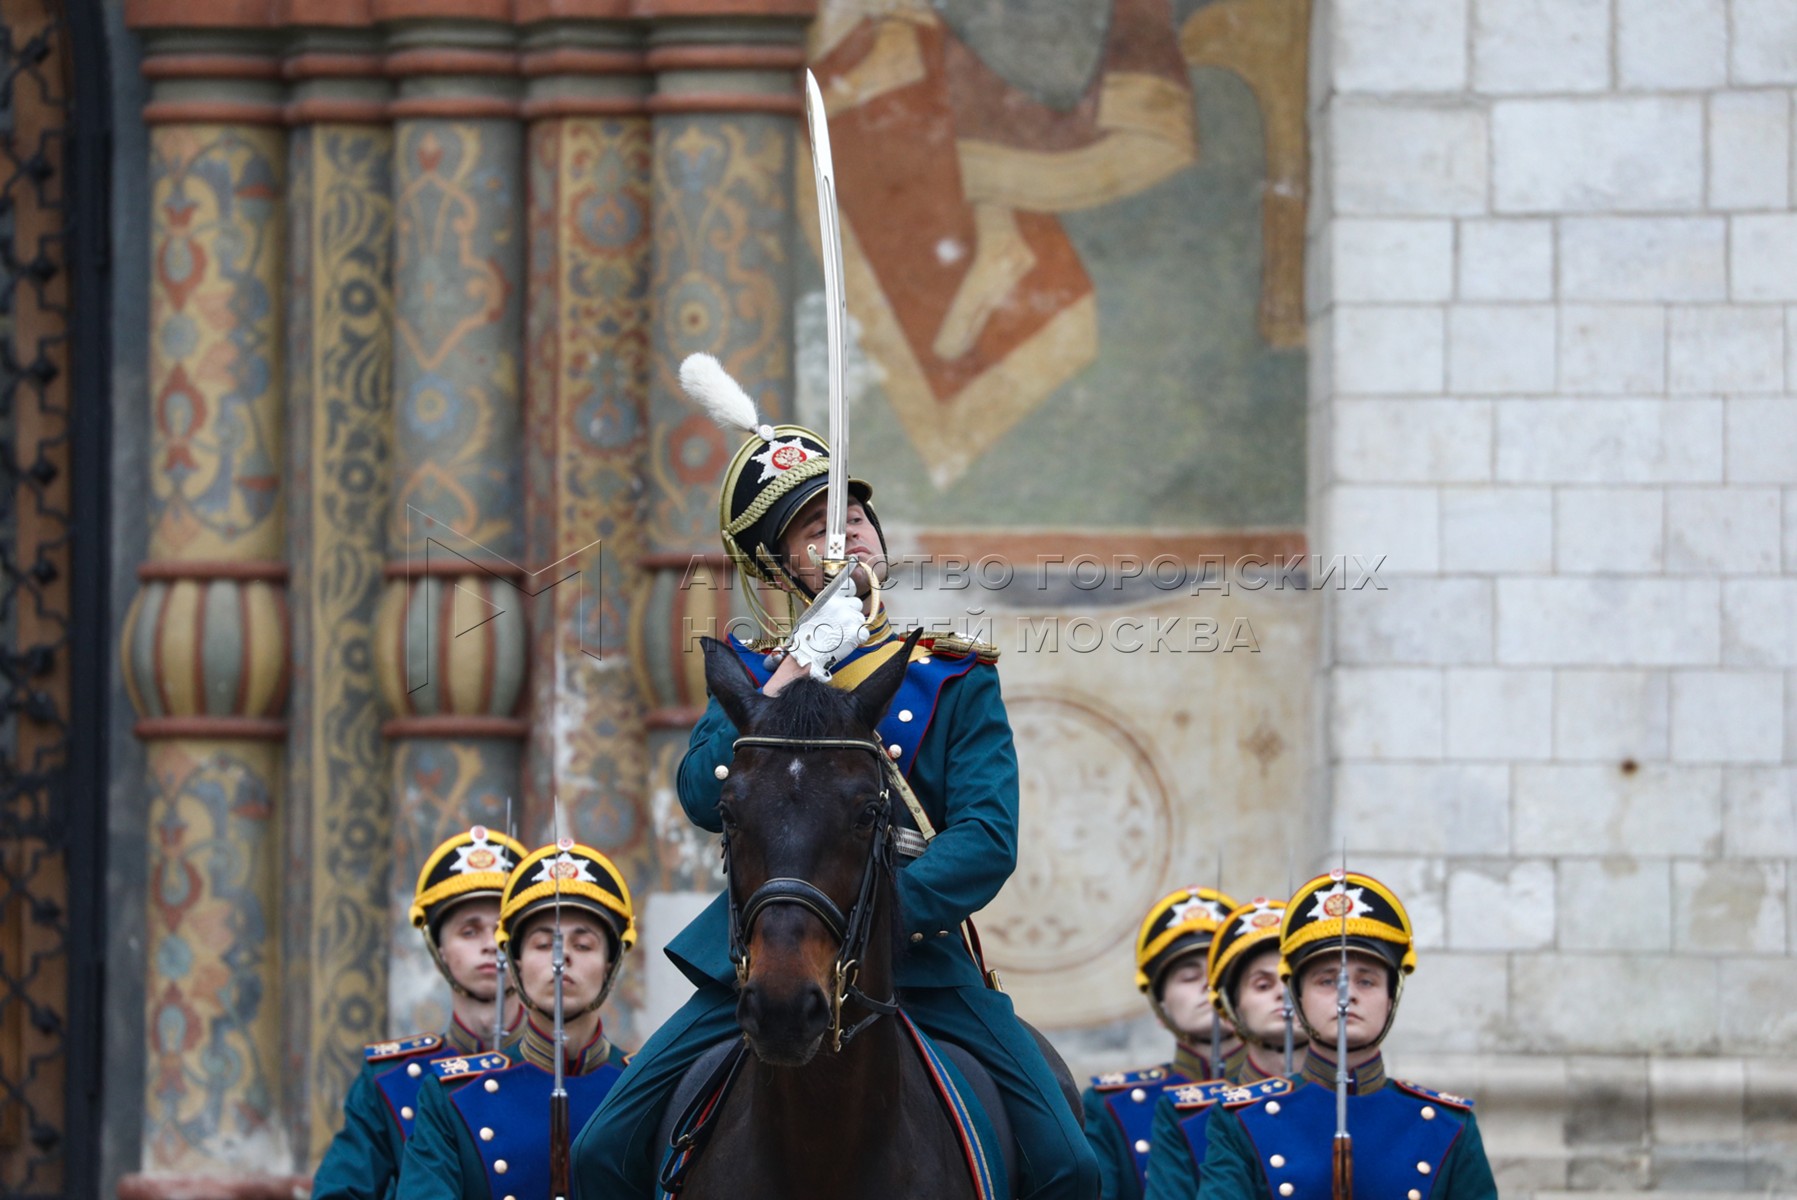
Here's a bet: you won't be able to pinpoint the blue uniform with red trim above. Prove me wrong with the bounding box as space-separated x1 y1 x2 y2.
1080 1056 1204 1200
571 620 1098 1200
396 1027 626 1200
313 1021 498 1200
1194 1054 1497 1200
1143 1078 1290 1200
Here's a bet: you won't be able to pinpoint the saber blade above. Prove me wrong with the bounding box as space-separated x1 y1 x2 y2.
803 69 850 575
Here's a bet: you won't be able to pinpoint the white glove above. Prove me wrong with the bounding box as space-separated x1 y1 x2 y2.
787 591 869 681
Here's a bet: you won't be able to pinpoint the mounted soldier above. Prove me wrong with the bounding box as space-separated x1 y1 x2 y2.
1082 885 1237 1199
313 827 527 1200
1195 871 1498 1200
397 839 634 1199
571 70 1096 1200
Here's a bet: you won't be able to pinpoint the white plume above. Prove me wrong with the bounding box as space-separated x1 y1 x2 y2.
679 353 770 439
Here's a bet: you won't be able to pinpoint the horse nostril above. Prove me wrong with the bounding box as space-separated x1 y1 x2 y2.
802 984 829 1032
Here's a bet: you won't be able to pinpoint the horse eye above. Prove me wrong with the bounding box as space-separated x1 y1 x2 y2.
856 801 882 827
717 803 738 830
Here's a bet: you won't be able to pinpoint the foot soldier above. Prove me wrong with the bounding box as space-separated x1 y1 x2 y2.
398 839 635 1199
1144 898 1303 1200
313 827 527 1200
1196 871 1498 1200
1082 885 1237 1199
570 356 1099 1200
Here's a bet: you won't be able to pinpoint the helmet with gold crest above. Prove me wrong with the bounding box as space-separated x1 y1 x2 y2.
498 839 637 1014
1134 885 1239 996
678 354 881 637
1207 897 1289 1036
1280 868 1416 1041
409 826 530 995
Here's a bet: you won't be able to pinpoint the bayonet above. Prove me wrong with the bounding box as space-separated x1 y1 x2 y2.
1210 851 1224 1076
803 69 850 578
550 802 570 1200
1282 850 1295 1076
1332 846 1353 1200
494 796 514 1054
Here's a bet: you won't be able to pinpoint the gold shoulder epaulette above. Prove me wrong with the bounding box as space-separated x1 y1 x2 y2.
921 632 1000 664
429 1051 509 1080
1219 1077 1293 1109
1089 1064 1170 1092
365 1033 442 1062
1393 1079 1473 1110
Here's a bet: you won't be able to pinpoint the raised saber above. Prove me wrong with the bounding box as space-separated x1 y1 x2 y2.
803 69 850 578
1332 850 1353 1200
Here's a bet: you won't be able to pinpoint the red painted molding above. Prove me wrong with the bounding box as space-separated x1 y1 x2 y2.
279 0 377 24
126 0 282 28
520 47 646 76
143 100 289 125
133 717 290 742
371 0 511 19
381 715 532 739
283 51 386 79
286 98 391 124
645 706 706 729
645 92 802 116
385 47 521 77
140 54 283 80
137 561 292 582
387 96 521 119
632 0 815 17
515 0 631 19
643 44 806 71
521 96 648 119
117 1173 310 1200
382 558 529 581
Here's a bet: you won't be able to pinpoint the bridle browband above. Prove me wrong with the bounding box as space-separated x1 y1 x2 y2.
724 734 902 1052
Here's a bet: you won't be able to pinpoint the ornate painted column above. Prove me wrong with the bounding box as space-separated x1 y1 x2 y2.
281 28 396 1167
117 27 297 1192
625 4 811 1025
370 11 529 1036
517 12 656 1035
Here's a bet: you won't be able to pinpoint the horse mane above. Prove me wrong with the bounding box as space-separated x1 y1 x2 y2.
755 676 864 740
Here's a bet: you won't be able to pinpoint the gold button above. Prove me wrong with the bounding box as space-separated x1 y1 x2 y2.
1270 1154 1285 1168
1134 1139 1150 1154
1410 1192 1422 1200
1130 1088 1147 1103
910 932 924 943
899 709 914 722
919 655 932 664
1417 1162 1431 1174
485 1079 499 1093
888 744 903 759
400 1106 414 1120
1266 1101 1281 1115
1421 1105 1435 1119
936 929 950 937
407 1063 422 1078
1279 1185 1294 1197
480 1127 494 1141
495 1160 508 1174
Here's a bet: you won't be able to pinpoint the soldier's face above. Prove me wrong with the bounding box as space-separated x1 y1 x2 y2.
516 911 614 1014
1229 947 1294 1046
1297 953 1393 1050
437 899 503 1002
1156 954 1216 1040
779 494 887 596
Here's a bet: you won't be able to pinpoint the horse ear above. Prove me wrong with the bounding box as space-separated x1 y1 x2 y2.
701 636 763 731
852 627 925 731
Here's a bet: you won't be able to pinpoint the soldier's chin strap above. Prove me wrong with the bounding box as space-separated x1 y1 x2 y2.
506 934 622 1022
426 932 488 1002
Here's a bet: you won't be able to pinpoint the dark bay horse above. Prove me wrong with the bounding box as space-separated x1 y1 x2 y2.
675 631 982 1200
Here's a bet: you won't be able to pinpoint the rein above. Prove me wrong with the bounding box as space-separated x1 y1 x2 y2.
724 734 902 1052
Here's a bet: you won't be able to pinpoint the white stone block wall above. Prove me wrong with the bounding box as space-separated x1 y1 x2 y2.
1312 0 1796 1189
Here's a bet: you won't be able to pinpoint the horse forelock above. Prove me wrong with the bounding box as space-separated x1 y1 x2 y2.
749 677 866 741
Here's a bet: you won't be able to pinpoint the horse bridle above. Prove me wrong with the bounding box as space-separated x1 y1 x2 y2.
722 734 902 1052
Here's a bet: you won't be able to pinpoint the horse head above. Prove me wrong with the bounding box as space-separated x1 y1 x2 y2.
700 629 921 1066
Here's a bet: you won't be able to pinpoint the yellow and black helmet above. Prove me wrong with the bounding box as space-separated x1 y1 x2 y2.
498 839 637 956
1280 869 1416 989
410 826 529 937
1207 898 1288 1020
499 839 637 1017
1135 885 1239 995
